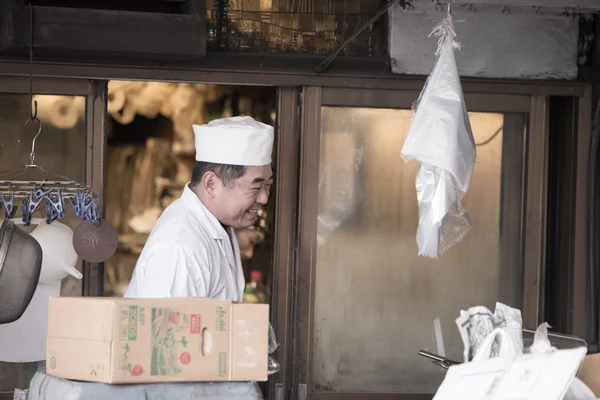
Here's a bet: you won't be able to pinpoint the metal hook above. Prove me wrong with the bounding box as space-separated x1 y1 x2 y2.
25 116 42 165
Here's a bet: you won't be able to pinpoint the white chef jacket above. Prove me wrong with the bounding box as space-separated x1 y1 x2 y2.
124 184 245 301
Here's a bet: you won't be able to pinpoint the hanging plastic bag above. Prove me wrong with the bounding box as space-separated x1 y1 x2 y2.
267 323 281 375
400 12 477 258
12 389 27 400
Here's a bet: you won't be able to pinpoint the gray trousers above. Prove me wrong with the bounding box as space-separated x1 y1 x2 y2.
26 371 264 400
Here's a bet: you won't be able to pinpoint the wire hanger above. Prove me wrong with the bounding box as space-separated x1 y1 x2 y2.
0 2 100 227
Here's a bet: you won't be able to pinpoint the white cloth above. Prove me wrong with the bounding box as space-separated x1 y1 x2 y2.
0 282 60 362
193 116 274 166
124 184 245 301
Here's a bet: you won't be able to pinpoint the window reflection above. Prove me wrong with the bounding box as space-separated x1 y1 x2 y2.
205 0 386 56
103 81 276 306
313 107 523 393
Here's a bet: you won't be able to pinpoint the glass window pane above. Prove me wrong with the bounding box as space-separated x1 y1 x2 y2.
313 107 526 393
0 93 86 391
103 82 278 298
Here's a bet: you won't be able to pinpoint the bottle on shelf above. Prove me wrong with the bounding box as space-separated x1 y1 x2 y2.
250 270 268 304
243 282 259 304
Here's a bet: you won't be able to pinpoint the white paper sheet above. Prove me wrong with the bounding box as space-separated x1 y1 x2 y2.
0 283 60 362
433 347 587 400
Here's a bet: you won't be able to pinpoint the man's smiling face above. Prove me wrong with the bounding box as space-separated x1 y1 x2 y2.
213 165 273 229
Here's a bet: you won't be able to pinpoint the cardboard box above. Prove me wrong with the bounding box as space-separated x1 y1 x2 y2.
45 297 269 384
577 353 600 396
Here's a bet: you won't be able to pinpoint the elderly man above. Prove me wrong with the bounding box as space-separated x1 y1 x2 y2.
124 116 274 301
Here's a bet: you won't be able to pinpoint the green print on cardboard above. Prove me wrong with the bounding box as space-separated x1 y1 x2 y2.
120 306 138 341
216 306 227 331
151 308 189 376
120 343 132 374
117 306 148 377
120 343 144 376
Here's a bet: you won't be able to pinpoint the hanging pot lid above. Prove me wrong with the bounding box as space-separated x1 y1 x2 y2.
72 219 118 263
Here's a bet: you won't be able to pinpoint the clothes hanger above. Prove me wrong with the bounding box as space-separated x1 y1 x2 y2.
0 2 100 227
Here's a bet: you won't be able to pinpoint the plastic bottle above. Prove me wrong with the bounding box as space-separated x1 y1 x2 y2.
243 283 259 304
249 270 268 304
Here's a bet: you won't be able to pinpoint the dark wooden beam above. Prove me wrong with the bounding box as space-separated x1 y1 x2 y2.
0 1 206 59
0 51 591 95
0 0 26 51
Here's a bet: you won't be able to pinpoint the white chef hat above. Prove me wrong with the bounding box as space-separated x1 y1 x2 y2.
193 116 274 166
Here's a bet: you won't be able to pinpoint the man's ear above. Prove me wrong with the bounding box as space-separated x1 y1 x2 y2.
201 172 221 198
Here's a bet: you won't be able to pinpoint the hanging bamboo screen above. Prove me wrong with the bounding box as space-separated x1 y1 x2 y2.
205 0 387 55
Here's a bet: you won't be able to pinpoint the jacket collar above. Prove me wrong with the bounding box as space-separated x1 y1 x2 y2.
181 183 224 240
181 183 237 268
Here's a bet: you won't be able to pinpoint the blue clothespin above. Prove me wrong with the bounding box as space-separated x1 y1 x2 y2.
47 189 65 219
1 191 17 219
45 200 59 224
22 197 32 226
33 180 52 200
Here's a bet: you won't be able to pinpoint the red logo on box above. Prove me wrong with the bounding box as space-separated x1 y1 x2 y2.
180 352 191 365
169 312 181 325
132 365 144 376
190 314 201 333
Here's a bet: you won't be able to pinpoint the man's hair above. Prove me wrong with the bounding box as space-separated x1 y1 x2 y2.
190 162 247 188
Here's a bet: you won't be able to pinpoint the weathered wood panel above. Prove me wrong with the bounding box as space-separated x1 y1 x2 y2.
0 0 206 58
389 5 579 79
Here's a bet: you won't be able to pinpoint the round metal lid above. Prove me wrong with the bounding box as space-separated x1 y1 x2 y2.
72 219 118 263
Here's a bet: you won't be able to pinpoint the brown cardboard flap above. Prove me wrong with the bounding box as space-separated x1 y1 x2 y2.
577 353 600 396
231 304 269 381
47 297 116 341
47 337 113 383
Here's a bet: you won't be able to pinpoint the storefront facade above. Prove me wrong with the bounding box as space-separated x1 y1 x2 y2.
0 1 597 398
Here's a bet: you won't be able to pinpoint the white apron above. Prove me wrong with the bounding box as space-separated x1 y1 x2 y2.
124 184 245 301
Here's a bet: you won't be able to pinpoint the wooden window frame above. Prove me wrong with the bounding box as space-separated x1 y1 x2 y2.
268 87 301 400
0 76 106 400
0 76 107 298
291 84 592 400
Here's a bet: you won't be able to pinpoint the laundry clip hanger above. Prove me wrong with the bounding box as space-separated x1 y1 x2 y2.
0 2 100 227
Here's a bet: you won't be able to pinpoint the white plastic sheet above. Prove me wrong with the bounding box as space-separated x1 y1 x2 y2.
268 323 280 375
0 219 81 362
0 282 60 362
455 302 523 362
401 14 476 258
529 323 596 400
